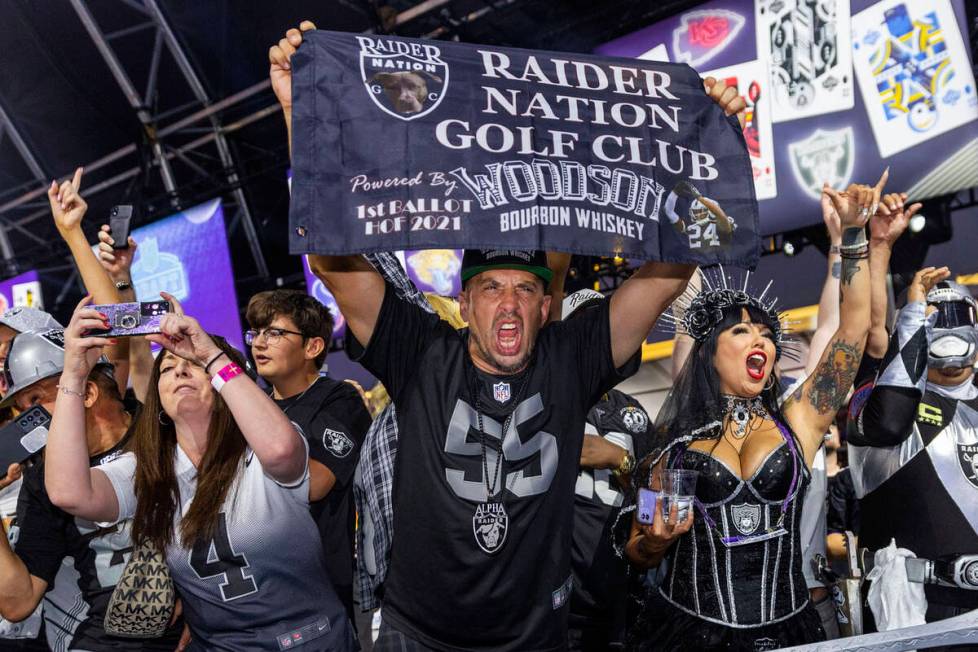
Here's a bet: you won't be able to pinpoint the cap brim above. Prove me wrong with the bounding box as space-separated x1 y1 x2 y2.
461 264 553 284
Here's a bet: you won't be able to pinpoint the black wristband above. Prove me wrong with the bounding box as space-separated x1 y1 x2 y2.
115 280 132 291
204 351 228 374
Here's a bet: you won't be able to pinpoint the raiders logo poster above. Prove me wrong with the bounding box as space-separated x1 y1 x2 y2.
788 126 854 199
756 0 855 123
322 428 355 458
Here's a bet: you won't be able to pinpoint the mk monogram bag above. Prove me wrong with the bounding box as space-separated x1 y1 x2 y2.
103 541 175 638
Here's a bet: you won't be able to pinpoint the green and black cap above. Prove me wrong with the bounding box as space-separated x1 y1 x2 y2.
460 249 553 286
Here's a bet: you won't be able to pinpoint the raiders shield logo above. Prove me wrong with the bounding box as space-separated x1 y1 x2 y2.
357 35 448 121
672 9 746 69
958 444 978 489
322 428 354 458
788 127 854 200
472 502 508 554
620 406 649 434
731 502 761 536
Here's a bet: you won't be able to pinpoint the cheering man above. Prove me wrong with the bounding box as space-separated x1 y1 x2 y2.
244 290 371 623
270 22 746 650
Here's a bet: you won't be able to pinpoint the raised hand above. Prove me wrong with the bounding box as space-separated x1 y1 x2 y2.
269 21 317 113
871 192 919 247
145 292 222 368
96 225 138 283
820 182 842 245
703 76 748 130
824 169 889 229
907 266 951 305
48 167 87 234
62 295 115 383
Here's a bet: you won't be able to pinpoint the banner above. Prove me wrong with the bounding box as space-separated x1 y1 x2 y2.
289 31 761 267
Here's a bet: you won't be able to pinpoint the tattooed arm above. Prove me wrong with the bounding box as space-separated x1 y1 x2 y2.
805 184 843 376
784 174 887 466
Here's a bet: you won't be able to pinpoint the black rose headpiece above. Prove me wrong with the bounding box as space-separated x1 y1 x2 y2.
660 267 797 360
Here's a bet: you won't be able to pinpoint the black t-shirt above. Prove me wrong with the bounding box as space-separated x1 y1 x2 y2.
826 467 858 536
273 376 371 620
14 441 181 651
349 284 633 651
570 389 648 638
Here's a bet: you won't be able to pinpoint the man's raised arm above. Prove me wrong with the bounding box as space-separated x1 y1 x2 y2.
271 22 386 346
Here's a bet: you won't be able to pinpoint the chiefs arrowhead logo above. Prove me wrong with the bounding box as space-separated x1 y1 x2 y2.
672 10 746 69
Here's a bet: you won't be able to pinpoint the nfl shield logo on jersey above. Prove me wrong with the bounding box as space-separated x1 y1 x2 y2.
357 36 449 121
322 428 355 458
958 444 978 489
493 382 511 404
731 503 761 536
472 502 508 554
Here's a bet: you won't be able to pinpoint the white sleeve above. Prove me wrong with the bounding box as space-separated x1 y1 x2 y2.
95 452 138 526
270 425 311 503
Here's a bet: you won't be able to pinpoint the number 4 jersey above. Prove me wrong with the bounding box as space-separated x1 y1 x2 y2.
98 441 355 651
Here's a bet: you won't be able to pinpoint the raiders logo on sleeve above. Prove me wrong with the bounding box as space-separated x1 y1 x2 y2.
322 428 355 458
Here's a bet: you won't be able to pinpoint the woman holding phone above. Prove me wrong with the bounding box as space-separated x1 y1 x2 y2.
42 293 355 652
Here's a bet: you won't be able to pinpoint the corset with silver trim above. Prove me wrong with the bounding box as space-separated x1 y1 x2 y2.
660 440 811 628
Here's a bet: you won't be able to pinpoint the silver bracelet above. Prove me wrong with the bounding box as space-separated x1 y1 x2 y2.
56 384 85 398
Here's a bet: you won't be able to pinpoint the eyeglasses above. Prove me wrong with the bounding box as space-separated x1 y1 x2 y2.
244 327 306 346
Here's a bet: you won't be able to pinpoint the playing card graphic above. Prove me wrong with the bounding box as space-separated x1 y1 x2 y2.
851 0 978 157
704 60 778 199
756 0 855 122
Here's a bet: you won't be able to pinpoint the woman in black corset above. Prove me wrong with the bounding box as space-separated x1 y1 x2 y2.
623 174 890 650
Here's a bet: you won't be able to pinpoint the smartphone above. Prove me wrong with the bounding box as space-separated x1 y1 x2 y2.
109 205 134 250
637 488 658 525
86 301 170 337
0 406 50 472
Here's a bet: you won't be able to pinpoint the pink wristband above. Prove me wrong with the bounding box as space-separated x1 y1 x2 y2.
210 362 243 393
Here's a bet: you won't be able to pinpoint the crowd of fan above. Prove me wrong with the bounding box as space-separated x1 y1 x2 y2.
0 21 974 652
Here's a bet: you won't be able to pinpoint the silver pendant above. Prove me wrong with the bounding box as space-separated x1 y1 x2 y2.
472 501 508 554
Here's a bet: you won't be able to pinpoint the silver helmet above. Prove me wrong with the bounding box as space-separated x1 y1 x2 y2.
0 329 68 407
0 307 61 335
926 280 978 370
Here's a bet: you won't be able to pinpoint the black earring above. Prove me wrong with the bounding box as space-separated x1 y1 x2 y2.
158 410 172 426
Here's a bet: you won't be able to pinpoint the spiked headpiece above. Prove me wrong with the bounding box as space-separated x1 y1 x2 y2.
660 267 798 360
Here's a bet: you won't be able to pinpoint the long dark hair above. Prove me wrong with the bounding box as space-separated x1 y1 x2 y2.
129 336 249 550
643 305 786 470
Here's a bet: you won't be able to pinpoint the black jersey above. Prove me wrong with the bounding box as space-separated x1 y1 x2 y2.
850 303 978 609
13 442 182 651
570 389 648 638
273 376 371 620
349 284 633 651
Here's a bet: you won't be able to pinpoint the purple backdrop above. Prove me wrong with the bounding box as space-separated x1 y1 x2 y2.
0 270 43 316
130 199 244 351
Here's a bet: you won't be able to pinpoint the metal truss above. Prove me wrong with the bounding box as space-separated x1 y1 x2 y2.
0 0 276 279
